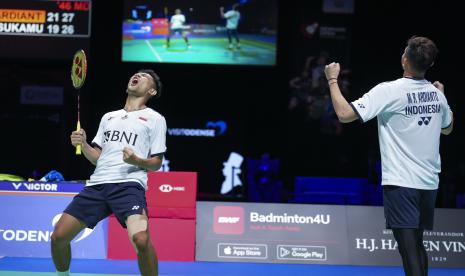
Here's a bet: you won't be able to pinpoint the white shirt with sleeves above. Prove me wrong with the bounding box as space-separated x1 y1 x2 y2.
351 77 452 190
170 14 185 29
224 10 240 29
87 108 167 190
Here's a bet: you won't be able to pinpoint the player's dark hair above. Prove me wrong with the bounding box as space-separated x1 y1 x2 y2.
138 69 162 99
406 36 438 73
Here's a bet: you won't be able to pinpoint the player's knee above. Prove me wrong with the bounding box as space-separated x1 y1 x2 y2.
132 231 150 251
51 229 69 245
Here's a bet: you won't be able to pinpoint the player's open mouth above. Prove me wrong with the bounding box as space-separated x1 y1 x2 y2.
130 78 139 86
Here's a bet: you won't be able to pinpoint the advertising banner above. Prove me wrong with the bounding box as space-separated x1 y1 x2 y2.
196 202 350 264
347 206 465 268
0 183 107 259
197 202 465 268
0 181 84 194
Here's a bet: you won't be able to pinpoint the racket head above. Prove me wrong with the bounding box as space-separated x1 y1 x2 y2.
71 49 87 89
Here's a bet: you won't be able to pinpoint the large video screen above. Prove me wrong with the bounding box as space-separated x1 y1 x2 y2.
122 0 278 65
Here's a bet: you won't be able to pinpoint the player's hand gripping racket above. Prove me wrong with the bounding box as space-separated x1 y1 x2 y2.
71 50 87 155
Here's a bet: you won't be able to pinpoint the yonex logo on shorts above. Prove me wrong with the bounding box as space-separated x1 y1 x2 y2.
213 206 244 235
132 205 140 210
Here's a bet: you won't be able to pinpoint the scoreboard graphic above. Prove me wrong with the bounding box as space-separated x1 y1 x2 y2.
0 0 91 37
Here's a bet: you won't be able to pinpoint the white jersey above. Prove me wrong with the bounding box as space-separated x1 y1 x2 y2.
224 10 240 29
351 77 452 190
170 14 185 29
87 108 167 190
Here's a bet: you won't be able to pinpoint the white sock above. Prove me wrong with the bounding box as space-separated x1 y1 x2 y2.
57 270 70 276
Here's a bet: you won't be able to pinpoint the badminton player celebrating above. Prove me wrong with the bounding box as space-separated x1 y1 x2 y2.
166 8 190 48
220 4 241 49
51 70 166 276
325 36 453 276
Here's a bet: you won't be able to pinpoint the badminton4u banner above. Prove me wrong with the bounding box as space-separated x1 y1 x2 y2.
196 202 465 268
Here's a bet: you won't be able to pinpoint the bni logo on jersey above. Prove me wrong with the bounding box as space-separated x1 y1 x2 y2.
213 206 244 235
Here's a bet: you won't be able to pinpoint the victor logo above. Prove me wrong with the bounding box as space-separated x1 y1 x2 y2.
11 182 58 191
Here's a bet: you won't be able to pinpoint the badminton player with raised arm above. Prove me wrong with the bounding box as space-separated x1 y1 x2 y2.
220 3 241 49
51 70 166 276
324 36 453 276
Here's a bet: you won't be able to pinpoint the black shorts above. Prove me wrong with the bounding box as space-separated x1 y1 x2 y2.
64 182 147 229
383 185 437 230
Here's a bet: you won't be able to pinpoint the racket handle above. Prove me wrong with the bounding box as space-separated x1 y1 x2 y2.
76 121 82 155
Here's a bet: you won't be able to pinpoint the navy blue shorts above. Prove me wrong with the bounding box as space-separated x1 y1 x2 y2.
170 28 184 34
383 185 437 230
64 182 147 229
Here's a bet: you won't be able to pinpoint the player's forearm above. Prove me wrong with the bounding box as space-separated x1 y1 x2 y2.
130 156 162 171
328 82 356 123
441 112 454 135
81 143 101 165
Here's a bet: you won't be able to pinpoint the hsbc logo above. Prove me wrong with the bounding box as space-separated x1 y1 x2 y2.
213 206 244 235
159 184 185 193
159 184 172 192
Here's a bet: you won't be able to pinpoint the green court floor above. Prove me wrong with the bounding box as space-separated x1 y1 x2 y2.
122 37 276 65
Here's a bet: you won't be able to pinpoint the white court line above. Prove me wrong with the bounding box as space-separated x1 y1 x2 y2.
145 40 162 62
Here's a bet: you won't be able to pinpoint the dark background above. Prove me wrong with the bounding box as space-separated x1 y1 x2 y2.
1 0 463 206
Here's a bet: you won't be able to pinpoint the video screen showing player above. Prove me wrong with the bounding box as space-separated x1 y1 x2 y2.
122 0 278 65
